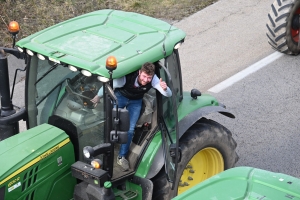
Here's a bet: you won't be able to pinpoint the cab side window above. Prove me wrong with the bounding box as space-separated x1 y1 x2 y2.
165 50 183 105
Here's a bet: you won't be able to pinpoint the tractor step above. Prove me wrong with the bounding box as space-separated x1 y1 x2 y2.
115 176 153 200
114 190 138 199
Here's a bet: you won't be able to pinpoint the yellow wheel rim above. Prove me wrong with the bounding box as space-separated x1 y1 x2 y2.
177 147 224 195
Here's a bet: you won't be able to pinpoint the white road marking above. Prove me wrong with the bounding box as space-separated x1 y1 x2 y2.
208 52 284 93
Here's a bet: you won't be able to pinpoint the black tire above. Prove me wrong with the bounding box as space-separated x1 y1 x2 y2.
266 0 300 55
151 118 238 200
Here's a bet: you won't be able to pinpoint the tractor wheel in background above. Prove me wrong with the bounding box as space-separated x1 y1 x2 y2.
151 118 239 200
266 0 300 55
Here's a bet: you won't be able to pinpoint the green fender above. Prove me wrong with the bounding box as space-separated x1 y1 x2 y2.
178 104 234 138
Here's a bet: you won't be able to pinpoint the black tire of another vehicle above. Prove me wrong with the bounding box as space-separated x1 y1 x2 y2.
151 118 239 200
266 0 300 55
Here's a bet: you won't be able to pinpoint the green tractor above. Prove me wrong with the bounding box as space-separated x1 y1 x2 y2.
266 0 300 54
174 166 300 199
0 9 238 199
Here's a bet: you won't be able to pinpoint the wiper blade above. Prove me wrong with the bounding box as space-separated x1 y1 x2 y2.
35 63 59 85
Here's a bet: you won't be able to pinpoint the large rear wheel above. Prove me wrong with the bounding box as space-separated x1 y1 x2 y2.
152 118 238 199
266 0 300 54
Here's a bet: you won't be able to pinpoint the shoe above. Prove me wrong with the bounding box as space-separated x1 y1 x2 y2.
117 156 129 171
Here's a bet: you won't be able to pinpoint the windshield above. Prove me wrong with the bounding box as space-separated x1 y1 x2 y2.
26 56 106 161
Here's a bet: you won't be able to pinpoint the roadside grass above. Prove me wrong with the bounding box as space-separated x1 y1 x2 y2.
0 0 216 47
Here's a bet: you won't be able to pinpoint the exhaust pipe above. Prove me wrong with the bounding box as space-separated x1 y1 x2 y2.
0 49 19 140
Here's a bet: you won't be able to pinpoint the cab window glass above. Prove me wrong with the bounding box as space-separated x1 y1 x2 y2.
165 50 182 105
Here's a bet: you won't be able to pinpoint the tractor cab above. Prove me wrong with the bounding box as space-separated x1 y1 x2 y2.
22 49 182 184
8 9 186 192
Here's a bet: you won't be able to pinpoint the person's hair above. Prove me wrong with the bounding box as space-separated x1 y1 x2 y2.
140 62 155 76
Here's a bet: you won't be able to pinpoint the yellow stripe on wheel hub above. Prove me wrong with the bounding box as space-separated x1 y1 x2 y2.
178 147 224 195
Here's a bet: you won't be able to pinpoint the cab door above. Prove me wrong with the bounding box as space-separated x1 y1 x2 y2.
157 58 180 189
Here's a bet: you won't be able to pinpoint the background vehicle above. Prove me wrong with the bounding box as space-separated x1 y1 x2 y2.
266 0 300 54
173 166 300 199
0 9 238 199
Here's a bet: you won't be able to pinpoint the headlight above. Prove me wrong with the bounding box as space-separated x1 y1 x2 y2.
68 65 78 72
97 76 110 82
83 146 94 158
81 70 92 77
17 47 23 52
26 49 34 56
37 54 46 60
174 42 182 49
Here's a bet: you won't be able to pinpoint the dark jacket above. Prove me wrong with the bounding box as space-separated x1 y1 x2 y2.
115 71 152 100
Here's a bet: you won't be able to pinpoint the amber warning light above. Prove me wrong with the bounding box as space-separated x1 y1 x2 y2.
106 56 117 71
8 21 20 35
91 159 102 169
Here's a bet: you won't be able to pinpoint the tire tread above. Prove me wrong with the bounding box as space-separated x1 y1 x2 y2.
266 0 300 54
151 118 238 200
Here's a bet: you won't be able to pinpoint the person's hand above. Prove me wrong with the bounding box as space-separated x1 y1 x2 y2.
160 78 167 91
91 95 101 107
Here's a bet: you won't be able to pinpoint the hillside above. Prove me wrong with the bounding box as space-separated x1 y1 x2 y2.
0 0 215 47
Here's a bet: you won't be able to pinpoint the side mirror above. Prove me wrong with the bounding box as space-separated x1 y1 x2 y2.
110 108 129 144
190 89 201 99
112 108 129 131
110 131 128 144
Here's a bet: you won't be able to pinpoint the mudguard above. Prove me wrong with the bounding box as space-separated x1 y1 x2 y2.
145 105 235 179
178 105 234 138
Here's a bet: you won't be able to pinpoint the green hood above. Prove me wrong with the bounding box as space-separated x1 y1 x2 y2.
0 124 70 186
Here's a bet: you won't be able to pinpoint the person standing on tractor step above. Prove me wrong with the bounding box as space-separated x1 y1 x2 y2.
91 62 172 171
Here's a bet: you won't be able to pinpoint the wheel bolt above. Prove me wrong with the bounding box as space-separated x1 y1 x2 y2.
184 182 189 186
188 176 193 180
189 169 195 173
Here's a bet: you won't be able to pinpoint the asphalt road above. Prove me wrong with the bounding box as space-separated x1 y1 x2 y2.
3 0 300 178
177 0 275 91
208 54 300 178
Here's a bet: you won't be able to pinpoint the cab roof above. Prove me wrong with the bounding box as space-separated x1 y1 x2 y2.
16 9 186 78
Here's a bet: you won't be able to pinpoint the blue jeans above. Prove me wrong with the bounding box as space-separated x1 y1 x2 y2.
115 90 142 157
